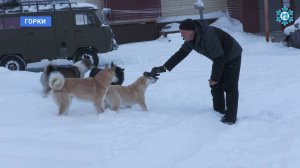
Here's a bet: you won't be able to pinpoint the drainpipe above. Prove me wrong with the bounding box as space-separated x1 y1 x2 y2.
264 0 270 42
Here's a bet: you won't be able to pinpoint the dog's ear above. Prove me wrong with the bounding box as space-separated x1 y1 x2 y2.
111 65 116 71
121 68 125 71
111 62 115 67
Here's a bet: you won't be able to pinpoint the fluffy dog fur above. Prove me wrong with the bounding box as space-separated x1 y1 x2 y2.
49 65 116 115
40 59 94 96
105 75 158 111
89 65 125 85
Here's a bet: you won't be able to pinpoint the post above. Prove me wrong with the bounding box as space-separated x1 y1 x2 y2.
264 0 270 42
194 0 204 20
199 7 204 20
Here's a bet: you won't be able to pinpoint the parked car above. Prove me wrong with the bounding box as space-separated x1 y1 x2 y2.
284 17 300 49
0 0 118 70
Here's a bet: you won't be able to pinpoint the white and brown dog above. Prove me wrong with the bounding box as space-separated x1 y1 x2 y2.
49 65 116 115
40 59 94 96
105 72 158 112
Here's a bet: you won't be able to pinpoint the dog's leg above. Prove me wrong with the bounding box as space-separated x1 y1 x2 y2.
111 102 120 112
55 93 70 115
138 99 148 111
94 98 105 114
41 77 51 97
107 96 120 112
43 85 51 97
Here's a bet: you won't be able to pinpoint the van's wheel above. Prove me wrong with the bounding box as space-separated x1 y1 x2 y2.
74 49 99 67
0 55 26 71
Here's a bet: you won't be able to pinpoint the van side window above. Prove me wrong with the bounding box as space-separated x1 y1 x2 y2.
75 13 96 26
3 17 20 29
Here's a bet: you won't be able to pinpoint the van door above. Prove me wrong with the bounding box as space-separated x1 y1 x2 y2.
23 15 57 63
53 11 75 59
73 11 106 52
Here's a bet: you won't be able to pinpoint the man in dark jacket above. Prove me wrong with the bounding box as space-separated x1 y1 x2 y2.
151 19 242 125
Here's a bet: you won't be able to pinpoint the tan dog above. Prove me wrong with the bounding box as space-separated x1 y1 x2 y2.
49 65 116 115
105 75 158 111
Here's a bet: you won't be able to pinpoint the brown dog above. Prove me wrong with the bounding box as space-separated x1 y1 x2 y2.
49 65 116 115
105 75 158 111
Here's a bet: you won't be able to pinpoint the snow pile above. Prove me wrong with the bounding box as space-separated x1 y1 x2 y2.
284 17 300 35
160 23 180 32
0 67 9 72
210 15 243 33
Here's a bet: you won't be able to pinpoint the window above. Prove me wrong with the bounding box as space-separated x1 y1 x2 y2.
3 17 20 29
75 13 96 26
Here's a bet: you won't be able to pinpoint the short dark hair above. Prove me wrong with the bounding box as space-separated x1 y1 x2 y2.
179 19 195 30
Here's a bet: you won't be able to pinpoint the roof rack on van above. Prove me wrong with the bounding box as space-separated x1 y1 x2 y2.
0 0 97 15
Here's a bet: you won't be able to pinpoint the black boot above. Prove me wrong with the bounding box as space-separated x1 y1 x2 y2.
221 116 236 125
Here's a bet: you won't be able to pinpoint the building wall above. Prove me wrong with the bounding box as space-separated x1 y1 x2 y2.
228 0 259 33
160 0 227 18
258 0 281 32
295 0 300 20
103 0 161 23
72 0 225 44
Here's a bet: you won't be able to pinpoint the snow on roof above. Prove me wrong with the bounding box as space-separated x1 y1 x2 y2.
0 2 97 14
284 17 300 35
71 2 97 10
194 0 204 8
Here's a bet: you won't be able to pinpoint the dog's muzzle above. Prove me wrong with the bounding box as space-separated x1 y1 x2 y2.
143 71 159 80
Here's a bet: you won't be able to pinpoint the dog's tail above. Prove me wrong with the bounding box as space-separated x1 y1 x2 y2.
49 72 65 91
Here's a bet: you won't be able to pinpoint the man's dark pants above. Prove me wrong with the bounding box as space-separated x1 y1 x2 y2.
210 55 241 121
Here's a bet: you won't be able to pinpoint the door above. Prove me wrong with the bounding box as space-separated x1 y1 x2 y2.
73 11 106 52
53 11 75 59
24 15 57 62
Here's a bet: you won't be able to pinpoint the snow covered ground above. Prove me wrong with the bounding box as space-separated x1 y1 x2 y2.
1 16 300 168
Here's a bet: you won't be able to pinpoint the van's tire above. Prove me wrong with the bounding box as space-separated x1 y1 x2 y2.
0 55 26 71
74 49 99 67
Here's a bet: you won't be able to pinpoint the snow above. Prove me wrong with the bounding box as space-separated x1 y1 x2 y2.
71 3 98 10
194 0 204 9
160 22 180 32
1 16 300 168
1 2 97 14
284 17 300 35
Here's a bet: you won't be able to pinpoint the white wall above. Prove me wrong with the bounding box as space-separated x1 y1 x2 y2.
160 0 227 18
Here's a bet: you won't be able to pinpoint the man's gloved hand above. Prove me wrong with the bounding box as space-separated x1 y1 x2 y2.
151 66 167 75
